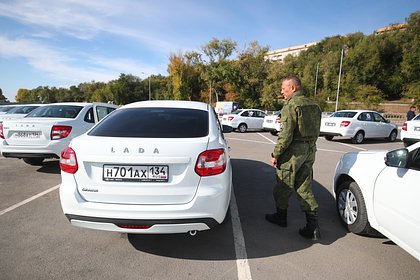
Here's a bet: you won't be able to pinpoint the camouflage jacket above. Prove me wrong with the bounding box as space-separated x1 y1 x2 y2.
272 91 321 158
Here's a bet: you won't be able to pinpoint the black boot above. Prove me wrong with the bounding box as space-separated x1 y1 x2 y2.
299 211 321 240
265 208 287 227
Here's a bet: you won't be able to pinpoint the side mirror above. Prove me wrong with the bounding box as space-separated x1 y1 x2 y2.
385 148 408 168
222 125 233 133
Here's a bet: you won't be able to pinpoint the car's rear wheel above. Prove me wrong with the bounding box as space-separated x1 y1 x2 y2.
23 158 44 165
352 131 364 144
324 135 334 141
388 130 398 142
237 123 247 133
270 130 278 136
336 181 372 235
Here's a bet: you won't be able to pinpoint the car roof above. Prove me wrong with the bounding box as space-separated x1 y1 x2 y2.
41 102 91 106
121 100 210 111
336 109 378 113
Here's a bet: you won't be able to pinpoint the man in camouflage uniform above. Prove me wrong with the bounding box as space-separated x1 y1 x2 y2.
265 75 322 240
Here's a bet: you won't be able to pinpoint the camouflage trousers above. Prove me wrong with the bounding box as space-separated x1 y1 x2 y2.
273 142 318 214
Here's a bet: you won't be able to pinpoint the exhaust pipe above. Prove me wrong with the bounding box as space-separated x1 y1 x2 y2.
188 230 197 236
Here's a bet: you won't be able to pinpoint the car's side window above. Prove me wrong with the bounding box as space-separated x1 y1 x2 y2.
373 113 385 122
241 111 249 117
84 108 94 123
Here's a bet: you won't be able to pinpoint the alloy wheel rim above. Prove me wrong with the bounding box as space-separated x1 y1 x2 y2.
338 189 358 225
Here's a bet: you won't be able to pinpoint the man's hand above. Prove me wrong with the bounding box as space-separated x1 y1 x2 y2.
271 157 277 166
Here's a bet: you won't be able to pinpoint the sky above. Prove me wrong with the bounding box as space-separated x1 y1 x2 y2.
0 0 418 102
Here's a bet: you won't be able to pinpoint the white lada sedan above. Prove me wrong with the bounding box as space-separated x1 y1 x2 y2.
0 102 117 165
59 100 233 235
320 110 398 144
333 141 420 261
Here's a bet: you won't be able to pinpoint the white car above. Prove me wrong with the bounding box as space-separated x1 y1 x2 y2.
221 109 266 133
0 104 44 123
320 110 398 144
59 100 232 235
401 113 420 147
0 102 117 165
333 141 420 261
262 111 281 135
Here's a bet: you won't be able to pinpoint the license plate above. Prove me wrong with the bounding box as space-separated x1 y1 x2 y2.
325 122 336 127
266 120 273 123
14 131 41 138
415 127 420 131
103 165 169 182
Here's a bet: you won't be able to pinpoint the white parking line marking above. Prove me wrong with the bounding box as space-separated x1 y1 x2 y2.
226 137 273 145
318 148 347 154
334 141 367 151
257 133 277 144
230 187 252 280
0 184 60 217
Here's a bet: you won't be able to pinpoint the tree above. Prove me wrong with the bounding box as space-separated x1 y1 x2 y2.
0 88 8 102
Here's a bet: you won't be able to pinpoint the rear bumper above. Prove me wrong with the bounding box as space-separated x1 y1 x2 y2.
59 173 232 234
0 140 68 158
1 152 58 159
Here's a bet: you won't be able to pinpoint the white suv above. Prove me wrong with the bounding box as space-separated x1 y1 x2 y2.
59 100 232 235
401 113 420 147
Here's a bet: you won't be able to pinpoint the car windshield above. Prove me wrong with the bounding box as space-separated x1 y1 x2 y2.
89 107 209 138
6 105 39 114
26 105 83 118
331 111 357 118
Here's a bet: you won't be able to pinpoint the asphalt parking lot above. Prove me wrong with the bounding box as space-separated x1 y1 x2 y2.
1 132 419 280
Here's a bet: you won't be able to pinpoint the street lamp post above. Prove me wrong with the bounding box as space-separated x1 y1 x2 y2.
141 72 151 100
335 46 347 112
148 75 151 100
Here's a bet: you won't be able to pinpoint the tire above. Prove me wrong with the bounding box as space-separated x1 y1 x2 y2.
324 135 334 141
352 131 364 144
387 130 397 142
270 130 278 136
23 158 44 165
336 181 372 235
237 123 247 133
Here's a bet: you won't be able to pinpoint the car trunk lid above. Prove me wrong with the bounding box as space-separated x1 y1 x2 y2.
71 135 209 205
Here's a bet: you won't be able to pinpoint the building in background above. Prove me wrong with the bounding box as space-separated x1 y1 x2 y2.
264 42 318 62
375 23 407 35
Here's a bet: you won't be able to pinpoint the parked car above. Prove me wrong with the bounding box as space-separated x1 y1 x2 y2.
0 105 19 115
0 104 44 123
400 113 420 147
319 110 398 144
59 100 232 235
0 102 117 165
221 109 266 133
263 111 281 135
333 141 420 261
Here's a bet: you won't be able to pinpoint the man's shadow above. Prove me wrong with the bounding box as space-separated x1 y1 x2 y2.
128 158 347 260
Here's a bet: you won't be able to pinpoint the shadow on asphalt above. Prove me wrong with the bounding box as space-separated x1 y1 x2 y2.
36 160 61 174
128 158 347 260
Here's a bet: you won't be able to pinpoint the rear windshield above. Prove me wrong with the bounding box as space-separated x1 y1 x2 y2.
7 105 39 114
26 105 83 118
89 107 209 138
330 111 357 118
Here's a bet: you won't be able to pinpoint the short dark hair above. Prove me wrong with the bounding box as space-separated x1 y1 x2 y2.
410 105 416 109
283 75 302 89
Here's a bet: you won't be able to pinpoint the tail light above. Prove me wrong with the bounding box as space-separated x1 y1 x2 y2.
195 148 227 176
60 147 78 174
51 125 72 140
340 121 351 127
275 117 281 124
0 122 4 139
402 122 407 131
228 116 234 121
